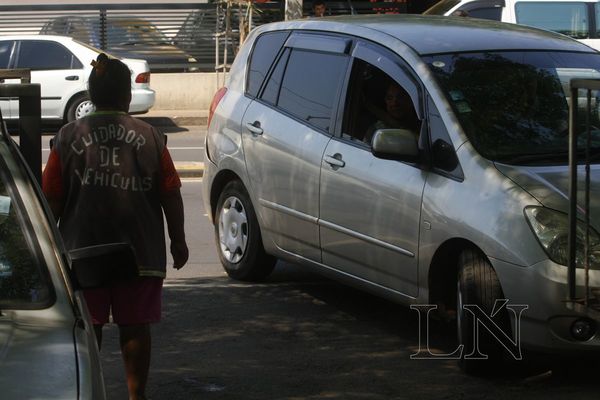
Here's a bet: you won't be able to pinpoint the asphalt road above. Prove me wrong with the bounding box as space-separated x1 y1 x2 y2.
97 180 600 400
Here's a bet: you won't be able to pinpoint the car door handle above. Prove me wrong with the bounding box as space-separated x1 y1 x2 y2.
246 121 263 136
324 154 345 169
65 75 79 81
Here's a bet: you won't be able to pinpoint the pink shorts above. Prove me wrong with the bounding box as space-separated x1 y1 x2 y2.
82 277 163 325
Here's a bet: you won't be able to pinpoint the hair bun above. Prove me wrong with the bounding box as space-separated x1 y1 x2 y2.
90 53 109 76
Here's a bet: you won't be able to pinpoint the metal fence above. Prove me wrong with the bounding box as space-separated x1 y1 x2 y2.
0 1 408 73
568 78 600 316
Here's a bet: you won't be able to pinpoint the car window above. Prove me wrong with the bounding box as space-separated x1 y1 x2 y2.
464 6 502 20
246 31 290 98
261 48 290 105
0 142 53 309
16 40 83 70
0 41 14 69
515 1 589 39
341 58 421 147
276 48 348 132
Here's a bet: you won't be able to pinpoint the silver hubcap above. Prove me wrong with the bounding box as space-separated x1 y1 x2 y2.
75 100 95 119
218 196 248 264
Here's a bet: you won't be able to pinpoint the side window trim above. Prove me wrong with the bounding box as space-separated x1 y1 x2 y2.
351 41 423 120
284 33 352 55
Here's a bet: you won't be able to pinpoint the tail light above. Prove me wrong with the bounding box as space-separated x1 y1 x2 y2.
135 72 150 84
208 87 227 128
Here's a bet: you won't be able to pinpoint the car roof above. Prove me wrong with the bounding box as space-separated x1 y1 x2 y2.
262 14 594 55
0 34 77 43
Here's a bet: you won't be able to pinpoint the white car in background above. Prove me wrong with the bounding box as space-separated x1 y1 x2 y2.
0 35 155 123
425 0 600 52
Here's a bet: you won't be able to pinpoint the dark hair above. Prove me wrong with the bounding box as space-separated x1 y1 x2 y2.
313 0 326 8
88 53 131 109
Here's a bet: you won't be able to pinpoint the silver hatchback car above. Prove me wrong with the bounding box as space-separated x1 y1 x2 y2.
202 15 600 370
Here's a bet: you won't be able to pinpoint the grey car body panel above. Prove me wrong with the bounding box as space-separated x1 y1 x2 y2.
496 162 600 229
320 139 424 297
242 99 332 262
0 316 78 399
0 133 105 399
203 15 600 353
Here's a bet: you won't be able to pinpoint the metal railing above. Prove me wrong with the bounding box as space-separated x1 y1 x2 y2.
0 69 41 182
568 78 600 313
0 2 410 74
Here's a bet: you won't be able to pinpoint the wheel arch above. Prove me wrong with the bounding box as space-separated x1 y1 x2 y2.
428 238 493 310
210 169 244 221
63 90 89 122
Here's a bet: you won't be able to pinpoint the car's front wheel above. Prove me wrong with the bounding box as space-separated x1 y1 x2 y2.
215 180 276 281
457 249 512 374
66 94 95 122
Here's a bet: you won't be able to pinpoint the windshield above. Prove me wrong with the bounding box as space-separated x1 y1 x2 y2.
423 0 461 15
424 51 600 165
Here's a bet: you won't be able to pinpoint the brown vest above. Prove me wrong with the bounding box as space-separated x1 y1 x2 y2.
54 113 167 277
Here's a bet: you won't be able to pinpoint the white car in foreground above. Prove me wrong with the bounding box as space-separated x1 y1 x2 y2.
0 35 155 122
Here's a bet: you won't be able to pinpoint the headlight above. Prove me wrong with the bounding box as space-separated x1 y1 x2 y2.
525 206 600 269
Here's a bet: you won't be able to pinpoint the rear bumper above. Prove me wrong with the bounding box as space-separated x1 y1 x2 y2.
130 88 155 114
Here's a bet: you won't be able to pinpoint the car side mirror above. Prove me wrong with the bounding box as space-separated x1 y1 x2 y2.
371 128 419 161
69 243 138 290
432 138 459 172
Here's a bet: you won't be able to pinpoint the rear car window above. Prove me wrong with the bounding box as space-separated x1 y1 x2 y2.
0 41 13 69
16 40 82 70
275 48 348 132
0 139 54 309
246 31 289 97
515 1 589 39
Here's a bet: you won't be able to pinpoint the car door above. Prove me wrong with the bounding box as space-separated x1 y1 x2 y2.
12 40 85 119
319 41 426 297
0 40 16 119
242 32 351 262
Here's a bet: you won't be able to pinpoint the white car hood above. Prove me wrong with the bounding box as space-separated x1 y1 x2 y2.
0 314 78 399
495 162 600 229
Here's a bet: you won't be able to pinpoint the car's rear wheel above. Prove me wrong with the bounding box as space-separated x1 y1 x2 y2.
215 180 276 281
457 248 512 374
66 94 95 122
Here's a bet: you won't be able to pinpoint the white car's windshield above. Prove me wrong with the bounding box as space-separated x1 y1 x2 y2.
424 50 600 165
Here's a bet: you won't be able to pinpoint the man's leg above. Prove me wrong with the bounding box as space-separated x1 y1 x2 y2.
119 323 151 400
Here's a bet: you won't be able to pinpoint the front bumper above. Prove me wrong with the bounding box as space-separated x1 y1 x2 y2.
492 256 600 354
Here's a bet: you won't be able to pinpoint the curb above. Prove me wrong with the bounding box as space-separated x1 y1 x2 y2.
175 162 204 178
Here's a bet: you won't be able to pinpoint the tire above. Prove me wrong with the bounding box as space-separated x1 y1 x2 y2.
457 249 512 374
214 180 276 281
66 94 95 122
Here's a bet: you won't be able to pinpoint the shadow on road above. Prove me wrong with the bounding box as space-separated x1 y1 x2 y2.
100 264 600 400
